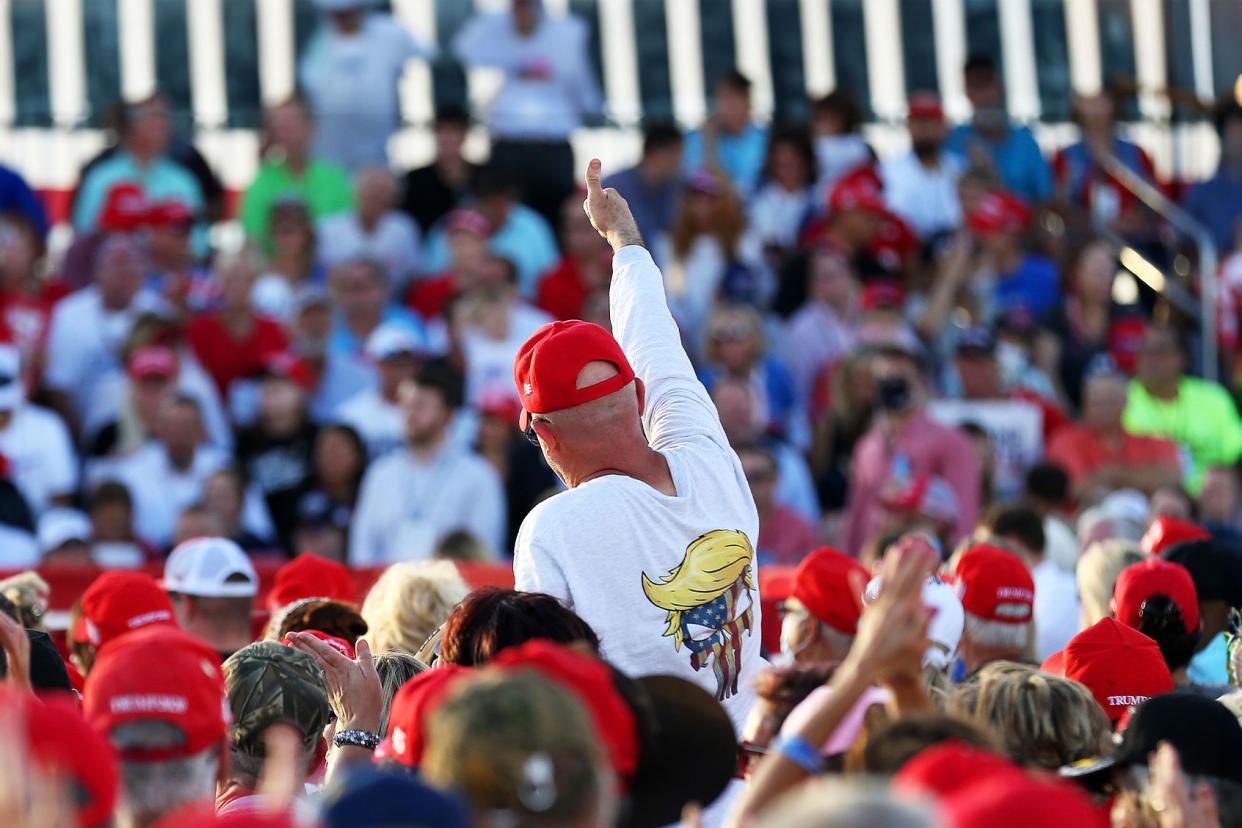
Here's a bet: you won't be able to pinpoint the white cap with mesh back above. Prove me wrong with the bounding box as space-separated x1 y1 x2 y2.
162 537 258 598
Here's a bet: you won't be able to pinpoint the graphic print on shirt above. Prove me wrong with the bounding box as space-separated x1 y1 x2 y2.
641 529 756 701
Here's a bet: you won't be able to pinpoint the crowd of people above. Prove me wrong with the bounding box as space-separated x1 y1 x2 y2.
2 0 1242 825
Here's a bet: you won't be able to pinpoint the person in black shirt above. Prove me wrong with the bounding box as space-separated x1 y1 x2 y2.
400 105 478 234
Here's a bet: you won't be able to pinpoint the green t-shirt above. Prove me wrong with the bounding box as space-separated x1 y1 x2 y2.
1123 377 1242 493
240 158 355 247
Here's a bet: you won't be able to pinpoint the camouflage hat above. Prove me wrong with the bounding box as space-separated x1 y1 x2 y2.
222 641 331 756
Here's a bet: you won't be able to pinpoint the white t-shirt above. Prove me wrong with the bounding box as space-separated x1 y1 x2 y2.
349 443 505 564
514 246 763 732
461 303 552 407
335 388 404 460
43 286 164 421
880 150 964 240
111 443 228 548
317 212 422 287
0 403 78 517
1033 556 1080 662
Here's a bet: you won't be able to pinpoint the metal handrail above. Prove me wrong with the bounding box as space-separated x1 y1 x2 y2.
1095 152 1218 382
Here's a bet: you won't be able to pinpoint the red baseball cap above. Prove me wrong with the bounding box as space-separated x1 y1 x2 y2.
491 640 640 784
860 281 906 311
940 770 1107 828
952 544 1034 624
1112 558 1199 633
445 208 492 238
829 168 886 215
966 191 1031 236
280 629 355 659
513 320 636 430
1048 617 1173 722
153 805 300 828
1040 649 1065 675
267 552 355 612
262 351 315 390
789 546 870 635
84 625 229 762
16 689 120 828
1140 515 1211 557
98 183 151 233
907 91 944 120
374 665 474 767
80 571 177 648
892 741 1022 800
146 200 194 229
127 345 178 382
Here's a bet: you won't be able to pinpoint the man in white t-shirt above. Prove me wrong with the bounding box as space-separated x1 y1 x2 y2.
335 322 421 459
317 167 421 286
513 160 763 733
0 345 77 517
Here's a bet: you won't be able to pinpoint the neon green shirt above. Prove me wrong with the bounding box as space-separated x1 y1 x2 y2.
240 158 355 248
1123 377 1242 493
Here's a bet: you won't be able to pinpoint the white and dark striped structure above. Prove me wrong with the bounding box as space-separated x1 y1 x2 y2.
0 0 1240 193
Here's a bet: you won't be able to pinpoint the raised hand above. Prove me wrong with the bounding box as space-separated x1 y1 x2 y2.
286 633 382 733
582 158 644 252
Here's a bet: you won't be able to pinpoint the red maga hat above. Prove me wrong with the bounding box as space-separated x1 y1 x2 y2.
127 345 178 382
375 665 474 767
941 771 1106 828
893 740 1022 800
84 625 229 762
1140 515 1211 557
146 199 194 229
80 571 177 648
829 168 887 215
952 544 1034 624
513 320 636 430
789 546 870 635
966 191 1031 236
98 183 151 233
491 640 640 785
1049 617 1173 722
1112 558 1199 633
267 552 355 612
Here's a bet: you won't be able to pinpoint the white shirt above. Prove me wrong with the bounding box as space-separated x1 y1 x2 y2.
350 442 506 564
783 301 856 404
335 388 404 460
748 184 813 249
461 304 553 407
453 11 602 140
43 286 164 422
1033 556 1080 662
0 524 39 569
112 443 228 548
317 212 421 287
299 13 431 169
0 403 78 517
880 150 965 240
514 246 763 733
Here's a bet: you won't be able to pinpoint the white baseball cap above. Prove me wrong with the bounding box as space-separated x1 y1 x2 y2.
365 322 422 361
162 536 258 598
37 507 92 552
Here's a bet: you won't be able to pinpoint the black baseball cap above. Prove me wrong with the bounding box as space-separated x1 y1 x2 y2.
1114 691 1242 784
1162 538 1242 607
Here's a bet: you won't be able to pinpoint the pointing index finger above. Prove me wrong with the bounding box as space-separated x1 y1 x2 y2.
585 158 603 194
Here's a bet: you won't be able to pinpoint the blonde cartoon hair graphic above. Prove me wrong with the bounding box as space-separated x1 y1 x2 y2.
642 529 756 700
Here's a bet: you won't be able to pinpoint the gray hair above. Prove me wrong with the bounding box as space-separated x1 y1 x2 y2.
374 648 428 736
963 611 1029 651
1077 539 1144 628
113 721 218 828
755 777 940 828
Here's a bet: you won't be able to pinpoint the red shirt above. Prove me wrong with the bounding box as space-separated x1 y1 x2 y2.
1046 424 1181 488
186 313 290 397
536 258 591 320
407 273 456 321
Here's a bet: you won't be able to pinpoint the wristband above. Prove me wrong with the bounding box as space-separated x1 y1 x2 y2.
770 733 822 774
333 729 380 751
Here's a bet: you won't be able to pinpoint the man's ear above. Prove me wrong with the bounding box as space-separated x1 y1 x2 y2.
635 377 646 416
532 419 558 452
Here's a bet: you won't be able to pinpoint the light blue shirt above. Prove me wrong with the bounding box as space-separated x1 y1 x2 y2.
1188 631 1230 686
328 306 429 360
682 124 769 196
73 151 206 252
453 10 602 140
420 204 560 298
945 122 1052 204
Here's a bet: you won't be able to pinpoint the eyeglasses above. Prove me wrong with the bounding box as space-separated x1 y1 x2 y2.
524 420 540 446
775 601 806 617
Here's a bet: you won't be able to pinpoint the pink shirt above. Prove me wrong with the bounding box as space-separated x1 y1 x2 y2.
843 410 981 556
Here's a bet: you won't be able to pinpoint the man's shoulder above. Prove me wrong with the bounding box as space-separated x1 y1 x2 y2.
14 404 67 435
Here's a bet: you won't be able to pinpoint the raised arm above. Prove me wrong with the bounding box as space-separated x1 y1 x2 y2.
582 160 729 449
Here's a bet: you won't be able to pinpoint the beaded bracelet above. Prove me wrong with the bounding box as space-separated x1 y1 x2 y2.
333 729 380 751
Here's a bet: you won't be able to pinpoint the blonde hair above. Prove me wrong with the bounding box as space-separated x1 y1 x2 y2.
1077 539 1144 628
361 560 470 654
643 530 755 650
0 571 48 631
947 661 1111 769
